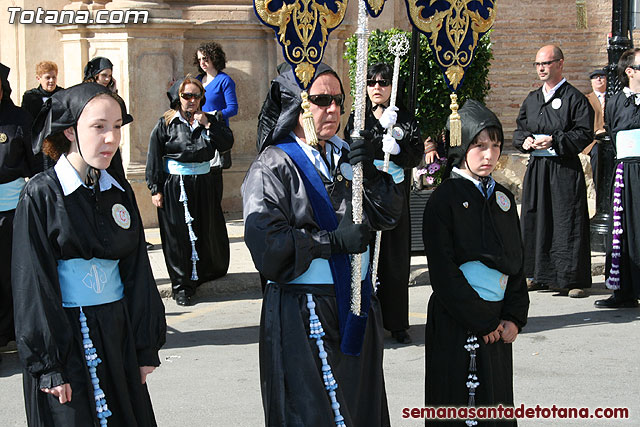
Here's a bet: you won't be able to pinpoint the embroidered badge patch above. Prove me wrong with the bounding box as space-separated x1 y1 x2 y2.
339 162 353 181
111 204 131 229
496 191 511 212
499 274 508 290
0 133 7 143
391 126 405 140
551 98 562 110
463 201 469 208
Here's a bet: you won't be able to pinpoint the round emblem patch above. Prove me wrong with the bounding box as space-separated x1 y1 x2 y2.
391 126 405 140
551 98 562 110
495 191 511 212
0 133 7 143
499 274 508 290
339 162 353 181
111 204 131 229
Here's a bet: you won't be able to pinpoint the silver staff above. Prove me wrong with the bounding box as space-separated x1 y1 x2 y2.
371 33 410 289
349 0 370 316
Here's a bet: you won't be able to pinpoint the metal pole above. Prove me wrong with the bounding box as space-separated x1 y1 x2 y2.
591 0 633 252
407 28 420 115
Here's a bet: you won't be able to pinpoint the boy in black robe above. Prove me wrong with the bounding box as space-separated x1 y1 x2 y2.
423 100 529 426
513 45 594 297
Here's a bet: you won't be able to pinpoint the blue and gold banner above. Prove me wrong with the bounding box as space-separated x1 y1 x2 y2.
404 0 495 91
254 0 348 89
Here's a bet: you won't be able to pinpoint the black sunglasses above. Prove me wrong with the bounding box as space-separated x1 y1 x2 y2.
367 79 391 87
308 94 345 107
180 92 202 101
533 59 561 68
628 65 640 71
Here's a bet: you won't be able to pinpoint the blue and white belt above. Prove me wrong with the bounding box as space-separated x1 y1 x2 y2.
286 246 371 285
373 159 404 184
530 134 558 157
459 261 508 302
0 177 26 212
164 159 211 175
615 129 640 160
57 258 124 308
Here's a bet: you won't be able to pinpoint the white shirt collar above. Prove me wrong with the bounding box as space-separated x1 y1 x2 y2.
54 154 125 196
172 110 201 131
542 78 566 102
290 132 348 181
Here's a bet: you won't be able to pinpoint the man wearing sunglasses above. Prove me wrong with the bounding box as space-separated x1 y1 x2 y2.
594 48 640 308
513 45 594 299
243 63 401 427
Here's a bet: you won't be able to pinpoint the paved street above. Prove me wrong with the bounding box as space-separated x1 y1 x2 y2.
1 220 639 426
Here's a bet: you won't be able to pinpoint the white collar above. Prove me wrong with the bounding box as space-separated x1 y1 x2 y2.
54 154 125 196
542 78 566 100
290 132 348 181
172 110 201 131
594 90 605 98
452 166 482 187
623 87 640 105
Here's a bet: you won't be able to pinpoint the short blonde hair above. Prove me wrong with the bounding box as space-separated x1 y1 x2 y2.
36 61 58 77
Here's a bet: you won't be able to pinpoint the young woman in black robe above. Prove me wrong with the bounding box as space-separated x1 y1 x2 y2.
423 100 529 426
146 76 233 306
13 82 166 426
344 63 423 344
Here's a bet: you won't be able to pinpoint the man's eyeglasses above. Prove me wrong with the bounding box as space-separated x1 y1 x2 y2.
180 92 203 101
308 94 345 107
533 59 561 68
591 75 606 80
367 79 391 87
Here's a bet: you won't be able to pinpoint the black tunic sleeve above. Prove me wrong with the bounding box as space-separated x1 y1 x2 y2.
118 186 166 366
145 118 168 195
362 169 403 231
12 189 73 389
423 183 502 336
242 149 332 283
206 112 234 153
513 94 535 153
550 89 594 157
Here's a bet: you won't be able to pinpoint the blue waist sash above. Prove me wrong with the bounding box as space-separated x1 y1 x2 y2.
164 159 211 175
290 247 370 284
459 261 508 302
57 258 124 308
0 177 26 212
615 129 640 159
278 138 371 356
530 134 558 157
373 159 404 184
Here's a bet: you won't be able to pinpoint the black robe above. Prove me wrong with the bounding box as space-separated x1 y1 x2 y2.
344 107 423 332
242 138 403 427
0 97 38 348
12 168 166 427
146 113 233 295
513 81 594 289
21 85 64 170
604 91 640 300
423 176 529 426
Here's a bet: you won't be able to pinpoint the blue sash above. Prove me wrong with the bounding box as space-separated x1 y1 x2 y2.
459 261 508 302
0 177 26 212
278 137 371 356
57 258 125 308
373 159 404 183
164 159 211 175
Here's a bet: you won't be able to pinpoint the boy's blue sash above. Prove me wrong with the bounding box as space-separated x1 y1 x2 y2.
278 137 371 356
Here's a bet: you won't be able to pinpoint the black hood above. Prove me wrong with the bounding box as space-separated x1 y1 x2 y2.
32 82 133 154
256 62 345 152
446 99 503 170
83 57 113 81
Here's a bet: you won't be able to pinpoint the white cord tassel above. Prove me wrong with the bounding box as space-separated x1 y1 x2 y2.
179 175 199 281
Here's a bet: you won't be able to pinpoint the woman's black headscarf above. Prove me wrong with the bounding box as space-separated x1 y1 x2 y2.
256 62 345 153
83 57 113 81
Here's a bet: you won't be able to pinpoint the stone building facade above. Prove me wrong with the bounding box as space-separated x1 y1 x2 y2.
0 0 627 224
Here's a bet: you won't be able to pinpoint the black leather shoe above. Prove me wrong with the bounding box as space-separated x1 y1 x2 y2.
594 295 639 308
175 290 191 307
391 330 412 344
526 279 548 292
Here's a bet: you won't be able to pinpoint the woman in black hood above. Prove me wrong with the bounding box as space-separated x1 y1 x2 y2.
422 100 529 425
146 75 233 306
